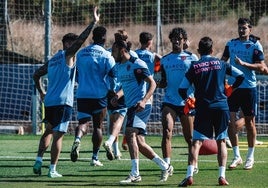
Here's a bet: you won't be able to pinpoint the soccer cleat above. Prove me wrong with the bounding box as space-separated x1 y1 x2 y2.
90 159 103 166
178 176 193 187
244 158 254 170
160 165 174 182
256 140 263 145
193 167 199 174
33 161 42 176
120 174 142 184
218 177 229 186
47 170 63 178
228 157 243 169
103 141 115 160
70 141 80 162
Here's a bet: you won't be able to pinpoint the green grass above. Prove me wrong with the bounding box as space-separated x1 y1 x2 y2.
0 135 268 188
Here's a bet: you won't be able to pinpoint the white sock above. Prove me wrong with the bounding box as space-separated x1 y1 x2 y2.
49 164 56 172
233 146 241 158
107 135 116 146
113 141 120 156
219 166 226 178
152 155 169 170
186 165 194 178
131 159 139 176
164 157 171 165
246 147 255 159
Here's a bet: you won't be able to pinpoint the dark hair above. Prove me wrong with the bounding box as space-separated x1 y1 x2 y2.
198 36 213 55
113 40 131 52
168 27 187 40
238 18 252 28
92 26 107 44
114 29 128 42
139 32 153 45
62 33 78 44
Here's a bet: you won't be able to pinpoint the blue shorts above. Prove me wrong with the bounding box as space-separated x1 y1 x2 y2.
108 107 127 117
162 102 195 117
44 105 72 133
77 98 107 120
228 88 257 116
125 104 152 135
193 108 229 140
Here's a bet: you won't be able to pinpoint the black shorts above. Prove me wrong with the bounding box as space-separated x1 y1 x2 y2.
44 105 72 128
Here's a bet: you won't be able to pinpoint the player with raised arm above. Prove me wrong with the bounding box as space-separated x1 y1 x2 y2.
32 6 100 178
70 25 115 167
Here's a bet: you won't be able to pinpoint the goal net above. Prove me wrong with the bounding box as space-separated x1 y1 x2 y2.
1 0 268 135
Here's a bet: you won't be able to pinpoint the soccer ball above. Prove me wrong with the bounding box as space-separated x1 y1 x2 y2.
199 139 218 155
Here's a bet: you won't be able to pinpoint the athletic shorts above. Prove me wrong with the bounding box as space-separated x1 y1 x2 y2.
161 102 195 117
108 107 127 117
125 104 152 135
193 108 229 140
77 97 107 120
44 105 72 133
228 88 257 116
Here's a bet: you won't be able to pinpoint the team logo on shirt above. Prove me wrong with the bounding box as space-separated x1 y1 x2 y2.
254 49 259 55
136 69 142 74
127 65 131 71
181 56 186 60
246 44 251 49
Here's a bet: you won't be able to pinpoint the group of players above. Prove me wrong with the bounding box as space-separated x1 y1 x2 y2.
31 6 267 187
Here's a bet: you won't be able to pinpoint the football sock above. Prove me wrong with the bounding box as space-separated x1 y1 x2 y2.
219 166 226 178
131 159 139 176
152 155 169 170
246 147 255 159
107 135 116 145
164 157 171 165
49 164 56 172
186 165 194 178
233 146 241 158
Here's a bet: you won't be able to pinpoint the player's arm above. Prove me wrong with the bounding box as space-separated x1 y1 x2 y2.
221 46 230 62
32 62 48 100
178 77 191 100
235 56 267 73
65 6 100 59
157 64 167 88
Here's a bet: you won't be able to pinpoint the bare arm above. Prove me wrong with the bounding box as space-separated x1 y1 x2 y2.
235 56 267 73
136 75 156 112
32 63 48 100
65 6 100 60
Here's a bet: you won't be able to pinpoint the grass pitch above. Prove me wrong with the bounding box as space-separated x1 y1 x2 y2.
0 134 268 188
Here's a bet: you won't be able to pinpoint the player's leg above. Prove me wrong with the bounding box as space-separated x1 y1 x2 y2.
161 105 176 165
103 111 125 160
33 124 53 175
90 107 106 166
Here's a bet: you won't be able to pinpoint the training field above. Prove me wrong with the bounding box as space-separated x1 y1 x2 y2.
0 135 268 188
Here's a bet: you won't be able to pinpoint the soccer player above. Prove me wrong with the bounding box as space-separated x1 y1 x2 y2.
70 25 115 166
157 27 198 171
221 18 266 170
135 31 162 77
111 40 173 184
178 36 245 186
102 29 138 160
32 7 100 178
